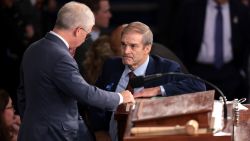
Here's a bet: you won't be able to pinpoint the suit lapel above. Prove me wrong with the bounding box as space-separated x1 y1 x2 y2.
106 59 125 92
111 67 124 91
144 56 157 88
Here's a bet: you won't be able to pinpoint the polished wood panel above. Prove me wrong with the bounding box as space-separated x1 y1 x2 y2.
233 104 250 141
124 108 231 141
123 104 250 141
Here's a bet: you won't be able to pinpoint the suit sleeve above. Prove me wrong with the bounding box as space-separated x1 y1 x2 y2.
162 61 206 96
52 55 120 111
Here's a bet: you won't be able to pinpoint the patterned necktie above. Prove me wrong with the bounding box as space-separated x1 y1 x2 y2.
214 4 223 69
126 71 136 94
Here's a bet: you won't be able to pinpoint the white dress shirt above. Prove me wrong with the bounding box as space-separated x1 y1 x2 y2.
197 0 233 64
50 31 69 49
116 56 166 96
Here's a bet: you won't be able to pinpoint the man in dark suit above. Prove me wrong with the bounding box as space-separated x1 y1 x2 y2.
175 0 250 100
16 2 135 141
89 22 206 141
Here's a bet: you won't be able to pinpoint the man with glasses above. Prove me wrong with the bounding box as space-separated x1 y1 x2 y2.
17 2 135 141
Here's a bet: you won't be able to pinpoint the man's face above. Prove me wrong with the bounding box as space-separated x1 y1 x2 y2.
94 0 112 29
121 32 151 70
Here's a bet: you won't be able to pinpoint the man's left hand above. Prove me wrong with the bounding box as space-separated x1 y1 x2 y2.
134 87 161 98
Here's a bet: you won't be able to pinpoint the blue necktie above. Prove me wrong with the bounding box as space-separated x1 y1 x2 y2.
214 5 223 69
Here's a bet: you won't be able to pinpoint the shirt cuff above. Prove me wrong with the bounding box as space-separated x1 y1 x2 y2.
118 93 123 104
160 86 166 96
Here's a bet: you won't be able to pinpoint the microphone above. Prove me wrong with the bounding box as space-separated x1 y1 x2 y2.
130 73 165 88
130 72 228 123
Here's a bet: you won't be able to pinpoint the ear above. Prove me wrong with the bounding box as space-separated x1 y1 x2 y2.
144 44 152 54
74 27 81 37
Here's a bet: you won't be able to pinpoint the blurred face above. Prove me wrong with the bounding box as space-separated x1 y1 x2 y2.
110 26 124 56
94 0 112 29
121 32 151 70
3 98 15 127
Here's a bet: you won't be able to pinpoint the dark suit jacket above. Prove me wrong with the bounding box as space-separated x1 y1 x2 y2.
89 55 206 131
175 0 250 70
17 33 120 141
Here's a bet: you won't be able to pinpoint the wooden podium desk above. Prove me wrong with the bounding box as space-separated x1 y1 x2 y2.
122 104 250 141
233 104 250 141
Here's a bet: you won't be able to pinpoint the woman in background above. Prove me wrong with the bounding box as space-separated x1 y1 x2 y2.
0 89 20 141
83 35 114 84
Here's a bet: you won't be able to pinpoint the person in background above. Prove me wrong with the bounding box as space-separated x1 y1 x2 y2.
75 0 112 75
89 21 206 141
110 24 128 56
42 0 59 35
83 24 129 84
83 35 114 85
17 2 134 141
0 89 20 141
174 0 250 100
0 0 35 114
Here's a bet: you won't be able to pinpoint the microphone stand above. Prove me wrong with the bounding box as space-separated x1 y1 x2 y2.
168 72 227 121
132 72 228 128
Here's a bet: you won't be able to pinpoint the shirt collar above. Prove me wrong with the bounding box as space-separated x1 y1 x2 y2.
50 31 69 49
124 55 150 76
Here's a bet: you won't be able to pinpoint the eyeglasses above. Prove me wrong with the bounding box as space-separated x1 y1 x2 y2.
79 27 91 41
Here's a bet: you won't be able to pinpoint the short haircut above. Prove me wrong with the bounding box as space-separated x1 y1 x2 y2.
121 21 153 46
55 1 95 32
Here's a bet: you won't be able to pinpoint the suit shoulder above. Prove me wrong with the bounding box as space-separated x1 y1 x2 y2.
151 55 180 66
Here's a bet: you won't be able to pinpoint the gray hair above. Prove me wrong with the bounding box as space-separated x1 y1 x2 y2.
55 1 95 32
121 21 153 46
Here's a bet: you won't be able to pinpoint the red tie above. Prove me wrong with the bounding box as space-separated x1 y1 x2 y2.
126 71 136 94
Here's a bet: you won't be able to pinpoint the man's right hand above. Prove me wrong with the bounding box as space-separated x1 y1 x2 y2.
120 90 135 104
